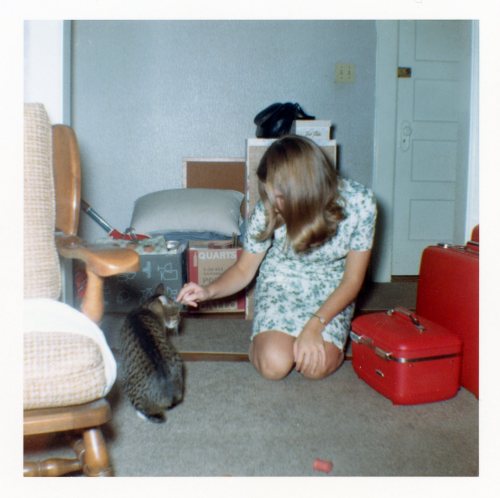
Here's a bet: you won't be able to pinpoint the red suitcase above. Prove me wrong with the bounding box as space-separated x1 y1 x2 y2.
416 238 479 398
350 307 462 405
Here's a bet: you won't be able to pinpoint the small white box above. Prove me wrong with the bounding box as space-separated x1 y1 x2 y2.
292 120 332 141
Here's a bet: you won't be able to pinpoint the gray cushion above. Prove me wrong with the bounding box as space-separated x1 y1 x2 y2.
130 188 244 236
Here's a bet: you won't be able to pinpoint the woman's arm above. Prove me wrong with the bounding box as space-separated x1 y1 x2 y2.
312 249 372 324
294 249 372 374
177 249 266 307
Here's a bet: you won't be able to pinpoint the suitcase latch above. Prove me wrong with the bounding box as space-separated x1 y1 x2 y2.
351 332 393 361
350 331 374 346
374 347 393 361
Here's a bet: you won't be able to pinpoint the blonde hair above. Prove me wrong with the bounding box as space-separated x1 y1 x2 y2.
256 135 345 253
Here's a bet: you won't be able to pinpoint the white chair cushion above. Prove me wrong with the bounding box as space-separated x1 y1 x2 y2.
23 299 117 409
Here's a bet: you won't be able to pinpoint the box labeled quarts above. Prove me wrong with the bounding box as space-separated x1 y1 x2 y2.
187 240 245 313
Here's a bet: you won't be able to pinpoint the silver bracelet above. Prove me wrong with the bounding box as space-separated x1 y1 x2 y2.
311 313 327 326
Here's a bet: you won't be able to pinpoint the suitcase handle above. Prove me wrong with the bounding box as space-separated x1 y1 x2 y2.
386 307 426 333
437 241 479 255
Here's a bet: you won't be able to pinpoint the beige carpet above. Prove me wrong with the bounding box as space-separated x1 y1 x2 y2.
25 281 480 478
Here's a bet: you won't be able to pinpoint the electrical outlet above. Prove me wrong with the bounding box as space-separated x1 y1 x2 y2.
335 63 355 83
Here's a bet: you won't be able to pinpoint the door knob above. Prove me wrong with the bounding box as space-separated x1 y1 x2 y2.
400 121 412 151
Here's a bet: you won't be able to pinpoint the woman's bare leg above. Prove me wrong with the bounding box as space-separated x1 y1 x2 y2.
249 331 295 380
249 331 344 381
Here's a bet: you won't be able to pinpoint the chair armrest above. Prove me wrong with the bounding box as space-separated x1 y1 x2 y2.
56 235 140 322
56 235 140 276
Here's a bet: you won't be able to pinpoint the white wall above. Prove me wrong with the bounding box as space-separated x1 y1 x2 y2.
71 20 377 243
24 20 65 123
24 20 479 283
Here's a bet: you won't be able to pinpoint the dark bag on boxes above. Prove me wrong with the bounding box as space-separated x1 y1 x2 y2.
254 102 315 138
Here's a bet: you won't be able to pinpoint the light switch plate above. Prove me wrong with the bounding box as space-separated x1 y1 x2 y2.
335 63 355 83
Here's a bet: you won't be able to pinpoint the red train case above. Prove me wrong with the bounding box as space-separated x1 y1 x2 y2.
350 307 462 405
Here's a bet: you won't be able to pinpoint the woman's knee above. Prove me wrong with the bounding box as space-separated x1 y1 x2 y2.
255 350 294 380
250 332 295 380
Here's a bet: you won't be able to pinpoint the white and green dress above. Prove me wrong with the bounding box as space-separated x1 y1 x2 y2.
244 177 377 351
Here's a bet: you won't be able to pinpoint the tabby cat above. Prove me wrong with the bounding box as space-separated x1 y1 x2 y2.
119 283 184 423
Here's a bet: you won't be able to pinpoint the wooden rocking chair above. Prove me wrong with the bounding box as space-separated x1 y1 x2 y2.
23 104 139 476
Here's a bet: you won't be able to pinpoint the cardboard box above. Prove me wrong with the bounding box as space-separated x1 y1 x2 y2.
74 236 187 313
183 157 247 217
291 120 332 141
187 240 245 313
183 158 246 192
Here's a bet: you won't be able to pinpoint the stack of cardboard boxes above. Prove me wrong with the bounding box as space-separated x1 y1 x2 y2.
73 236 245 315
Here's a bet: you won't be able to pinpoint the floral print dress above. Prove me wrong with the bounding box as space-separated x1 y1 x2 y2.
244 177 377 350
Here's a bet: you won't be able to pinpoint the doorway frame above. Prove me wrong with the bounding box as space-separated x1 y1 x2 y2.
371 20 398 282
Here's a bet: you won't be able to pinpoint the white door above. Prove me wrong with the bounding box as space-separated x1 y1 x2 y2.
391 20 471 275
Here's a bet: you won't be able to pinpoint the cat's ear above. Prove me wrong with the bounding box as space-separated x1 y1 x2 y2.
154 283 165 295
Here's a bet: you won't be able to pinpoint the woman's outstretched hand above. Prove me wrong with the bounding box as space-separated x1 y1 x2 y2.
293 326 326 376
176 282 210 308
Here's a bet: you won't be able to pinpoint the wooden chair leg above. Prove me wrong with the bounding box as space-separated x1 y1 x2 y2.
24 457 82 477
81 270 104 323
81 428 113 477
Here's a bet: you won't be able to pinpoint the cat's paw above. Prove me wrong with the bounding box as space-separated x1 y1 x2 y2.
135 409 166 423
